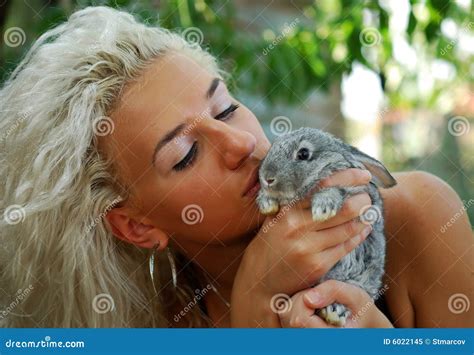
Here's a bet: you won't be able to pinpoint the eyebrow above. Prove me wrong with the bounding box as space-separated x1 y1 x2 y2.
152 78 221 166
152 123 186 166
206 78 221 98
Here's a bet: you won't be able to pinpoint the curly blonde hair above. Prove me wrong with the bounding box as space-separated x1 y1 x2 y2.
0 5 223 327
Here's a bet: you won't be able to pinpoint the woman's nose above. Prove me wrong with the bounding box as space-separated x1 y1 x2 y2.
221 127 257 170
201 120 257 170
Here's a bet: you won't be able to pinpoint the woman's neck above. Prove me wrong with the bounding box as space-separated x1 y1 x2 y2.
172 227 258 303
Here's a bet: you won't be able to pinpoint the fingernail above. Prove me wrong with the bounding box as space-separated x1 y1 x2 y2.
363 170 372 180
304 290 321 305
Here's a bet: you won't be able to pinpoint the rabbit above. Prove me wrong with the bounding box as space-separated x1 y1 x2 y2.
256 127 397 327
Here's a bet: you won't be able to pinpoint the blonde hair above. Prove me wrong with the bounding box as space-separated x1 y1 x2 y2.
0 5 223 327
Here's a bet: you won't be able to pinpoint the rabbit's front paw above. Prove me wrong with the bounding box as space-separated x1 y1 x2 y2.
317 302 351 327
257 195 279 215
311 188 343 221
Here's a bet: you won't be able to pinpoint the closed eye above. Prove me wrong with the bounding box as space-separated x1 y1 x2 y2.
172 103 239 172
173 141 198 171
214 103 239 121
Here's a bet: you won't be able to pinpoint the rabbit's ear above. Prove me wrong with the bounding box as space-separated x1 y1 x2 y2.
347 146 397 188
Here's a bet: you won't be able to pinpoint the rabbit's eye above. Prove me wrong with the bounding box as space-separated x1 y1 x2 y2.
296 147 310 160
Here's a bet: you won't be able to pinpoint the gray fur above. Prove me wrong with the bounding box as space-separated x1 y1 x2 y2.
256 127 397 326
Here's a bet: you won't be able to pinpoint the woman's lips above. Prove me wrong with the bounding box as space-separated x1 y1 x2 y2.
242 165 261 198
244 180 261 198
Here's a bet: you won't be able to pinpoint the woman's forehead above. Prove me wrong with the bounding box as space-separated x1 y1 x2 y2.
119 52 213 113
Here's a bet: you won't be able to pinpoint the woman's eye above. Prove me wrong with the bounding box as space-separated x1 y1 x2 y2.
173 142 198 171
214 103 240 121
171 104 239 172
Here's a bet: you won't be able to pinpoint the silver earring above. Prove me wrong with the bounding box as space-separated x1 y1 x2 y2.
149 241 160 295
149 242 178 295
166 246 177 289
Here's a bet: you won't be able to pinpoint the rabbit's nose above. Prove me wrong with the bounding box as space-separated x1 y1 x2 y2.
265 178 276 186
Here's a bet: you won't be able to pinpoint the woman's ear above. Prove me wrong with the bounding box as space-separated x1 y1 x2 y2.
104 206 168 250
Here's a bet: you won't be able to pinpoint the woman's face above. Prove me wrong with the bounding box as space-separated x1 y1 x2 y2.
102 52 271 249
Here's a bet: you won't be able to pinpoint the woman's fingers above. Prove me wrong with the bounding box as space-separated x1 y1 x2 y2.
306 227 370 276
317 193 371 229
279 297 315 328
283 194 372 249
305 314 339 328
279 292 334 328
302 280 369 311
317 219 372 251
285 192 372 233
283 193 371 230
301 280 394 328
318 168 372 188
286 168 371 211
288 314 334 328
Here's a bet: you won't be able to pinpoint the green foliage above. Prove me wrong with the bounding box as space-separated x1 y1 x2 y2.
1 0 471 107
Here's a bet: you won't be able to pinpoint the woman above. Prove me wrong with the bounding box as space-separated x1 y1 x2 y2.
0 6 472 328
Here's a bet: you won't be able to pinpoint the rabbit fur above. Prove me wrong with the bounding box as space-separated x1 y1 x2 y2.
256 127 397 326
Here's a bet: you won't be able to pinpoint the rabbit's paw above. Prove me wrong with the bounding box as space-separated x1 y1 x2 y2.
256 195 279 215
311 188 343 221
317 302 351 327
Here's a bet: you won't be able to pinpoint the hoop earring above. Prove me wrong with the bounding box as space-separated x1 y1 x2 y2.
166 246 177 289
149 241 160 295
148 242 178 295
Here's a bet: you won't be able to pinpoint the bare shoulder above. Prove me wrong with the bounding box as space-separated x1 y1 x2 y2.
379 171 473 327
381 170 472 249
380 170 472 248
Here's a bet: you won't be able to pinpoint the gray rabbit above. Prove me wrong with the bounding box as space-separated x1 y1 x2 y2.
257 127 396 326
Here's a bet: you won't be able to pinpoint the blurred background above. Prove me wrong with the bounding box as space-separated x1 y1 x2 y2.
1 0 473 224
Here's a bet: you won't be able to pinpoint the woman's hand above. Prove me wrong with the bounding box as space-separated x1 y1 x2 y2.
231 168 374 327
279 280 393 328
